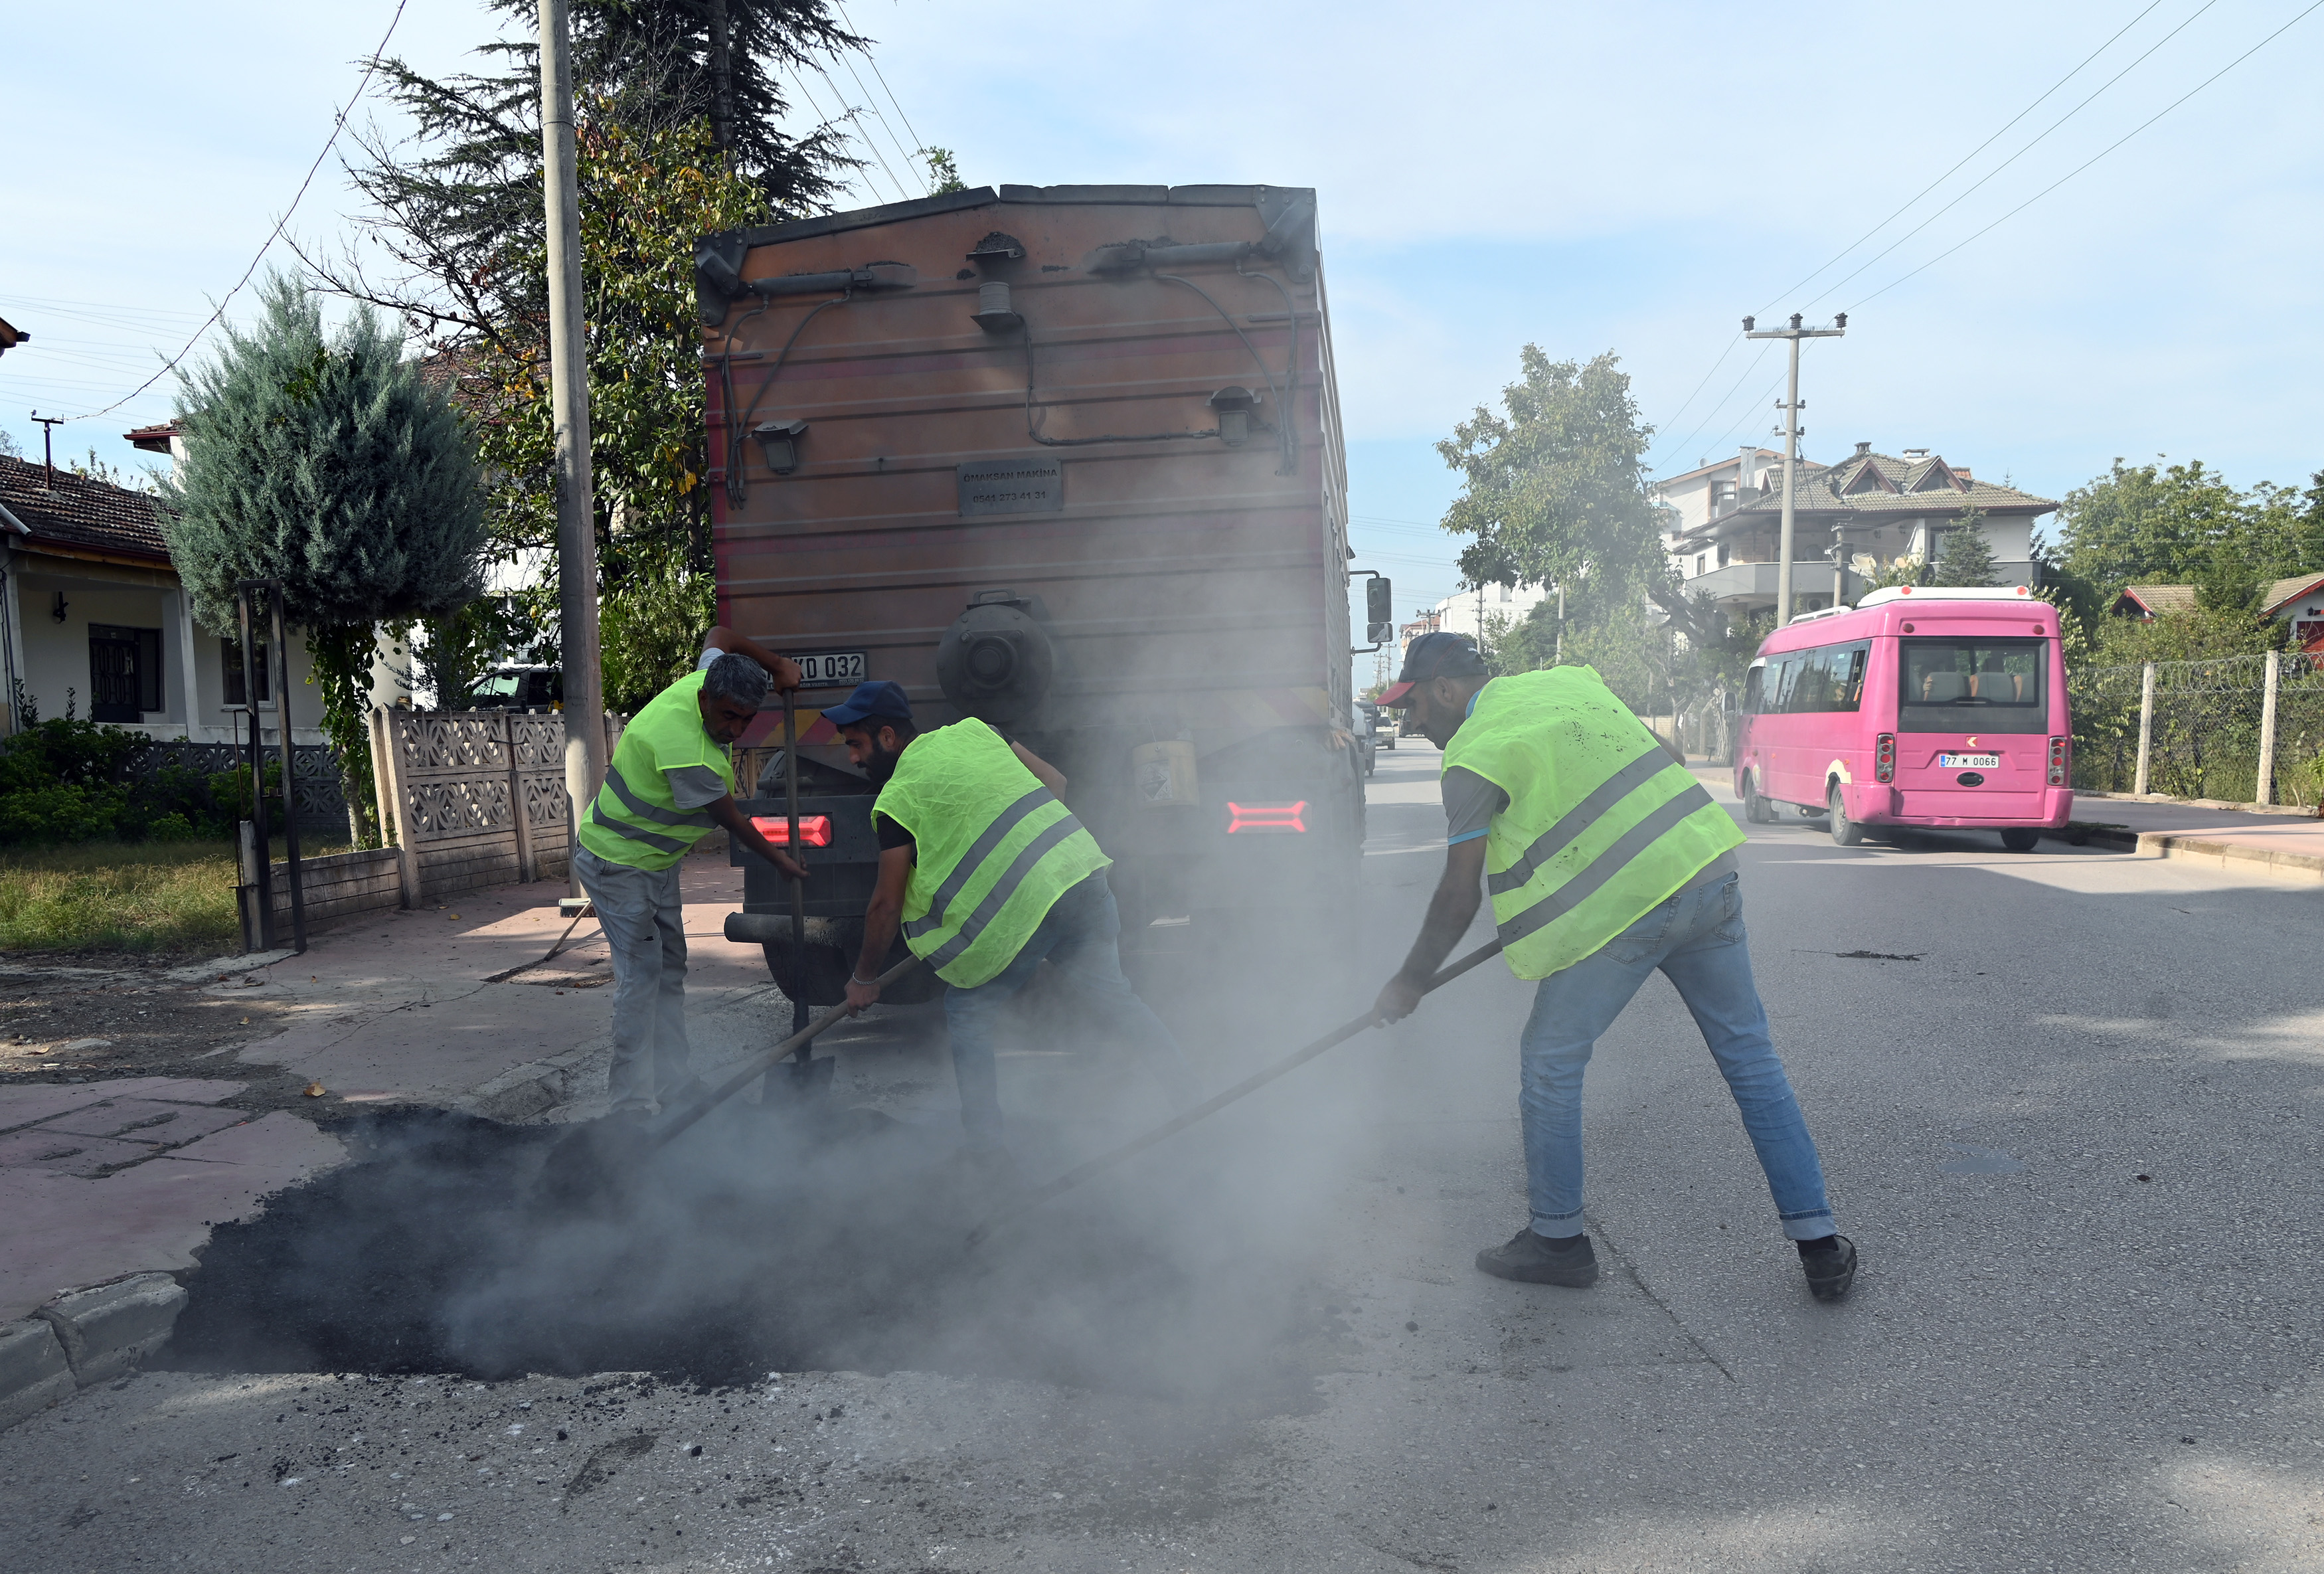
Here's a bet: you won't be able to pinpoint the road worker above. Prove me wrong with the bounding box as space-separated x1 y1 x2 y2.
826 681 1200 1166
1372 632 1855 1300
573 628 809 1119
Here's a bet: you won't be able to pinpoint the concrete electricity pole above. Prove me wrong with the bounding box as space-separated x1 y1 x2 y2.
540 0 606 888
1743 311 1846 626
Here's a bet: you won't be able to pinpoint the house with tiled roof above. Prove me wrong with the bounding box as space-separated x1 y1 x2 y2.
2113 574 2324 650
1659 441 2059 618
0 450 337 741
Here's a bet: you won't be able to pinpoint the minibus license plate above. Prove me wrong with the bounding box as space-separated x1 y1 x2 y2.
1938 752 2001 768
789 651 867 688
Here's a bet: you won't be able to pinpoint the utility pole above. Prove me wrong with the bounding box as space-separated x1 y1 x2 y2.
540 0 606 890
1743 312 1846 625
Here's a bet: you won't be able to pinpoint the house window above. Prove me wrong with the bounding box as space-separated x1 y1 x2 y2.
1695 554 1706 576
88 625 163 722
221 637 272 707
1718 543 1732 568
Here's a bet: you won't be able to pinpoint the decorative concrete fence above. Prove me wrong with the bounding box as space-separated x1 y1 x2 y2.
129 738 349 833
365 708 627 909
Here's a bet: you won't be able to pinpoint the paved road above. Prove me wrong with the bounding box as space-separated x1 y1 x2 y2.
5 741 2320 1571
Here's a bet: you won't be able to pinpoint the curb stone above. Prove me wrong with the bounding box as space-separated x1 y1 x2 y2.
33 1272 189 1387
2041 824 2324 879
0 1318 75 1429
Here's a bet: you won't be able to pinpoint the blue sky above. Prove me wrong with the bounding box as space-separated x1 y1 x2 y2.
6 0 2321 634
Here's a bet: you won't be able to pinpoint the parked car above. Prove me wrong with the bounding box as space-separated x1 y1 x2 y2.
1349 703 1378 776
470 665 562 711
1364 698 1396 750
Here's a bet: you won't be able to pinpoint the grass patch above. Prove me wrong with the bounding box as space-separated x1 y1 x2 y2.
0 837 349 954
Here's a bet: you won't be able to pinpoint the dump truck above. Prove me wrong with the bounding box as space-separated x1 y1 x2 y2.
695 183 1386 1004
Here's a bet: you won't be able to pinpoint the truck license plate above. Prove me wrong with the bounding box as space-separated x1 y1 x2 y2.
789 651 867 688
1938 752 2001 768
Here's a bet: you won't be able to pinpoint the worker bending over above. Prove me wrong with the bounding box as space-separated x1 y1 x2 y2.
1373 634 1854 1300
826 681 1200 1164
574 628 809 1118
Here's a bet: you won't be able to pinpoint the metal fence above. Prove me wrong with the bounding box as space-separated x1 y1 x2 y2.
125 738 351 833
2068 653 2324 808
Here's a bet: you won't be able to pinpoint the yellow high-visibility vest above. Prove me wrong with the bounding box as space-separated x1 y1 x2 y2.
874 719 1110 988
1445 667 1744 979
575 670 735 871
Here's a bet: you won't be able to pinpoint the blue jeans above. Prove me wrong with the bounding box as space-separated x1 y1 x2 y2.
943 873 1200 1150
1519 872 1837 1242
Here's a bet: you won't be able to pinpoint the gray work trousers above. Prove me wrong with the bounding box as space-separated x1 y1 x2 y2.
573 845 693 1114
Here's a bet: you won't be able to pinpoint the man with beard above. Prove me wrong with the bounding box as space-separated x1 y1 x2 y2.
1372 633 1855 1302
824 681 1199 1165
573 628 809 1118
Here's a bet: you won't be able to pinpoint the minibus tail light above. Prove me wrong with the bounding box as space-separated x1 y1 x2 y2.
1875 733 1896 784
2047 737 2068 786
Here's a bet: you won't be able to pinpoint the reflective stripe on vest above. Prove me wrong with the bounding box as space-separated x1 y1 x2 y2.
875 719 1112 988
1444 667 1744 980
574 669 735 871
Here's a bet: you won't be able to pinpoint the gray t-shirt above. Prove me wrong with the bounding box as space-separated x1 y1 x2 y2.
1442 764 1736 888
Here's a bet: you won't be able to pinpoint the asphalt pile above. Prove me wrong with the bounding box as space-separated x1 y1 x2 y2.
161 1102 1305 1397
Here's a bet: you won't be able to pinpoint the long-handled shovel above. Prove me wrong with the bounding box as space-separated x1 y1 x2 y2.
533 953 921 1206
964 936 1506 1247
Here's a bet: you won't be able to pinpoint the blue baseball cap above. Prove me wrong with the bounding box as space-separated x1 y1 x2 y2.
819 680 914 728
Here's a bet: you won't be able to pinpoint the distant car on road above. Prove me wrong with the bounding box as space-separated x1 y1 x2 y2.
1735 586 2070 851
1362 699 1396 750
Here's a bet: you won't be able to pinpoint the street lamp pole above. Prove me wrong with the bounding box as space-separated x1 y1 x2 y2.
1743 312 1846 626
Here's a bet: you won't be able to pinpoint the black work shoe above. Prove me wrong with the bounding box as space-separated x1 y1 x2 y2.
1475 1228 1598 1286
1798 1235 1858 1301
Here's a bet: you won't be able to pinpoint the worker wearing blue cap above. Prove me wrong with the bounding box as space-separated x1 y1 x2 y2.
819 681 1199 1166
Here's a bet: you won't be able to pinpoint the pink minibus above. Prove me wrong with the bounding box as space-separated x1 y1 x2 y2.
1733 584 2072 850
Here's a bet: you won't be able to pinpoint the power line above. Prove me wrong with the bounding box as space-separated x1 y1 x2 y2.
807 58 909 203
1758 0 2173 313
62 0 411 422
1654 0 2181 458
833 2 932 185
1801 0 2224 311
1657 340 1775 469
823 21 928 194
1846 0 2324 311
783 62 889 202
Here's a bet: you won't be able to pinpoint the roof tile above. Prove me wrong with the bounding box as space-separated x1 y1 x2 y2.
0 456 173 563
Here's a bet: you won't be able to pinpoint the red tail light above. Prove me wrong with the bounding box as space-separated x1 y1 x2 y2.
750 814 833 847
1226 800 1308 834
1874 733 1896 784
2047 737 2068 786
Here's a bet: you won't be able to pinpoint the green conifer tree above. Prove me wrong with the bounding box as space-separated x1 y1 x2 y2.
163 274 487 841
1932 506 2000 587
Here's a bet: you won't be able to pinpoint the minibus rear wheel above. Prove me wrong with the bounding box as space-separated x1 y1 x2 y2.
1744 773 1773 824
1827 783 1865 847
2000 828 2040 852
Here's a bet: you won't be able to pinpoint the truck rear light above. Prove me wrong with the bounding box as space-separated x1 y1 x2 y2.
1226 800 1307 833
1875 733 1896 784
750 814 833 847
2048 737 2069 786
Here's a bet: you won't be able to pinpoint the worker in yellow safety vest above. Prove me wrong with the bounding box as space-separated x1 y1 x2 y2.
573 629 808 1118
825 681 1199 1169
1372 632 1855 1301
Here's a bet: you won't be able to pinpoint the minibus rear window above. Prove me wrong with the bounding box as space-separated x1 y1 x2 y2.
1898 637 2048 733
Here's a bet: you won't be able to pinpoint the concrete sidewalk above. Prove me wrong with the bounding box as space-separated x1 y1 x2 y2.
2058 792 2324 879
